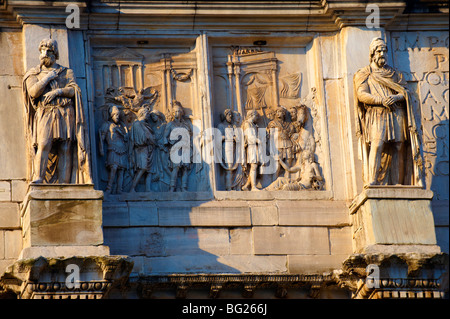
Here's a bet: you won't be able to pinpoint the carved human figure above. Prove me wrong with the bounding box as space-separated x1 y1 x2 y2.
267 106 295 178
217 109 240 190
149 110 169 187
98 106 128 194
265 149 323 191
129 107 155 192
23 38 92 184
241 110 261 191
354 37 423 186
297 149 323 190
164 101 193 192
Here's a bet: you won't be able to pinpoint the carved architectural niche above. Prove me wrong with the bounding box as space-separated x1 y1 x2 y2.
93 47 145 94
226 48 278 117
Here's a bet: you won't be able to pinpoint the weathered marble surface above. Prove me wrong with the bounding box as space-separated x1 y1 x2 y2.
350 186 440 253
21 184 104 247
0 0 448 299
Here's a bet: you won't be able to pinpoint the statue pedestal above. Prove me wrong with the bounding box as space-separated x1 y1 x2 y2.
0 184 133 299
19 184 108 259
349 185 441 254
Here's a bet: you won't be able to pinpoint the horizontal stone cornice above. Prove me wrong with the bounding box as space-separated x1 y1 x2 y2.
1 0 448 31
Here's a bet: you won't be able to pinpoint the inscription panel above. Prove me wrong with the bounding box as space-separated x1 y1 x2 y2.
392 32 449 200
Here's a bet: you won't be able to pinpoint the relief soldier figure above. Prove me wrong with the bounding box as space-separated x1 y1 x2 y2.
241 110 261 191
354 37 423 186
217 109 242 191
98 105 128 194
164 101 193 192
129 107 155 192
265 149 323 191
23 38 92 184
267 106 296 178
149 110 169 188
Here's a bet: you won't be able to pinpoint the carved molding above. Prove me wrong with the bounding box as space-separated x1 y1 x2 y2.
137 273 335 299
0 256 133 299
336 252 449 299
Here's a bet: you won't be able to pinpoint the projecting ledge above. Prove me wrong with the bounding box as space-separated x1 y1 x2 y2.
349 185 434 215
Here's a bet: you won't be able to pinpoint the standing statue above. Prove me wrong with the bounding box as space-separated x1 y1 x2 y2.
354 37 423 186
164 101 193 192
98 106 128 194
23 38 92 184
241 110 261 191
129 108 155 192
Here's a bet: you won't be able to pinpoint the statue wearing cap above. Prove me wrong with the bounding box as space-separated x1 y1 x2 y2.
354 37 423 186
23 38 92 184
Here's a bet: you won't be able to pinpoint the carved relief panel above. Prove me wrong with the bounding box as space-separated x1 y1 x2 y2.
90 41 209 193
211 40 325 191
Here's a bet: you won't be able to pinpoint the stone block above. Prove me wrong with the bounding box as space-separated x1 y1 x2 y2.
104 227 164 257
11 180 27 202
158 201 251 226
142 255 238 274
18 245 110 260
350 186 440 254
253 226 330 255
288 254 349 274
4 230 22 259
0 181 11 202
21 184 104 247
0 75 27 180
0 202 20 229
102 202 129 227
129 202 158 226
277 200 349 226
216 255 288 273
0 30 23 76
163 228 229 256
229 228 253 255
0 231 4 258
329 227 353 255
432 200 449 226
143 255 287 275
250 204 278 225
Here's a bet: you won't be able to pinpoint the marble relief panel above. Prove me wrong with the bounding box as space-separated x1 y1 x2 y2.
90 40 210 194
87 36 328 195
210 40 326 191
